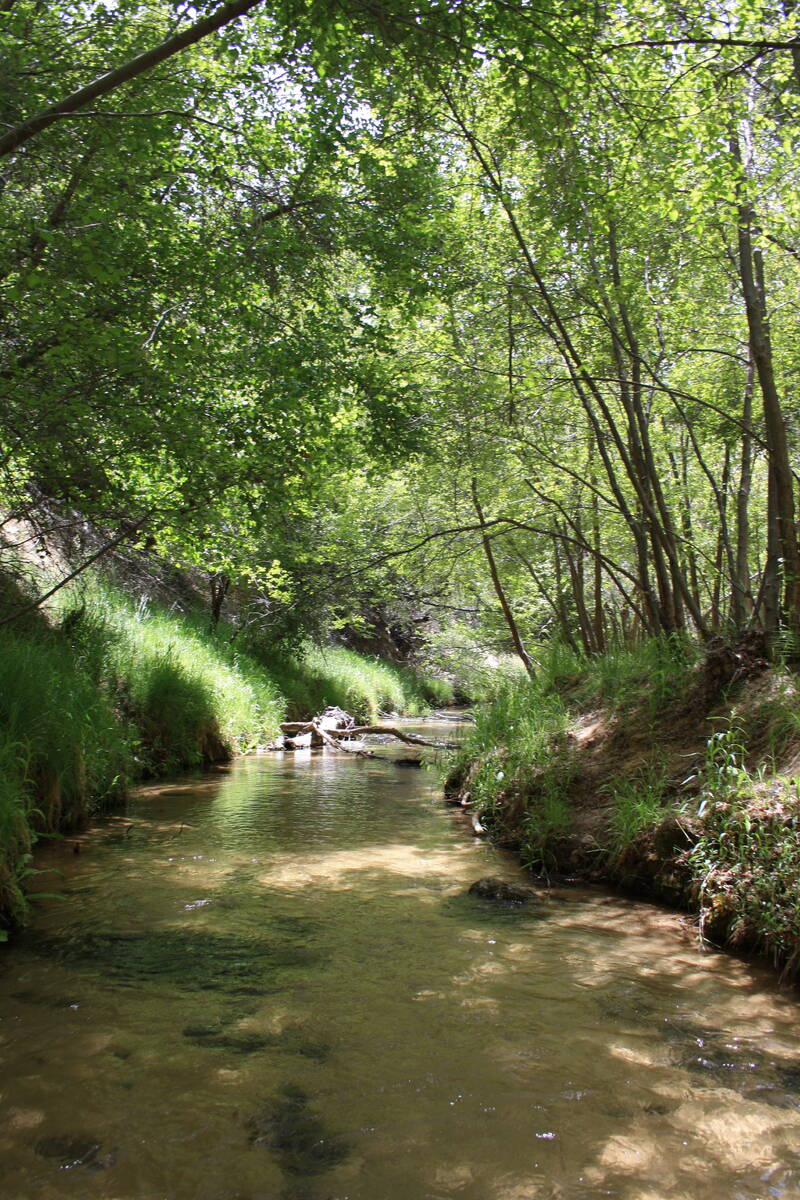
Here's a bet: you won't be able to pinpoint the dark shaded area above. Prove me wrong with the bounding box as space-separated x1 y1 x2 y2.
24 928 319 994
34 1135 116 1172
248 1084 350 1177
184 1022 329 1060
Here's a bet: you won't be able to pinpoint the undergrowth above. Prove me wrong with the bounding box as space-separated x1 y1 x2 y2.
687 720 800 974
451 674 574 870
452 635 800 976
532 633 698 714
0 574 447 933
262 644 450 723
605 766 668 849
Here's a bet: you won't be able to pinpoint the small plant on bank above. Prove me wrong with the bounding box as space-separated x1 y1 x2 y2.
687 719 800 975
605 765 669 849
519 772 573 873
453 676 573 863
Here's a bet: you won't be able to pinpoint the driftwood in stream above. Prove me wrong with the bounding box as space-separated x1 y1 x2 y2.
278 707 458 755
347 725 458 749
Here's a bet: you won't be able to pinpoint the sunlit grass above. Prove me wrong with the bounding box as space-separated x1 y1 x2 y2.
451 674 573 869
56 584 286 767
0 574 450 931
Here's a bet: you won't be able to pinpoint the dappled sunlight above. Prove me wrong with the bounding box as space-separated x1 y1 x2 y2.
255 841 481 891
4 752 800 1199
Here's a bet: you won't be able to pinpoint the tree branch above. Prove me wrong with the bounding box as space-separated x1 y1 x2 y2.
0 0 265 158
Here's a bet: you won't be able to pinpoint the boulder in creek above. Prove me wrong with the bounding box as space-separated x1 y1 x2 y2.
468 876 539 904
318 706 355 732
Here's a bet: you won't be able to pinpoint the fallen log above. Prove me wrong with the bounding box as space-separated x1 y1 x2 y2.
279 719 458 751
309 721 374 757
283 731 313 749
346 725 459 750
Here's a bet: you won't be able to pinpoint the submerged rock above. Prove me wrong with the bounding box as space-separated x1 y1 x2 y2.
184 1022 330 1060
467 876 538 904
26 928 319 995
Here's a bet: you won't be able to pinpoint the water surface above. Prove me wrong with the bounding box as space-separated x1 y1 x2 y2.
2 723 800 1199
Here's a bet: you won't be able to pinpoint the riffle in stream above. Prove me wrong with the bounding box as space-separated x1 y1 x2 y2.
2 720 800 1199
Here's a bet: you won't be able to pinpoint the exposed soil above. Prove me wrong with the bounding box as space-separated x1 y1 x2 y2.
446 639 800 978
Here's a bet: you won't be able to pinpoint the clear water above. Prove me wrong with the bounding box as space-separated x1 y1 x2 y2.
2 723 800 1199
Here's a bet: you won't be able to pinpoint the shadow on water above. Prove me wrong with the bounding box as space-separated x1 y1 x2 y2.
662 1015 800 1110
184 1020 330 1059
248 1084 350 1178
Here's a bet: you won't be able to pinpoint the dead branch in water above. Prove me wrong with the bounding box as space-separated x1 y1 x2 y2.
279 718 458 752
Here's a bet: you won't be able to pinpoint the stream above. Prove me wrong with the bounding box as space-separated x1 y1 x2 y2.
2 719 800 1199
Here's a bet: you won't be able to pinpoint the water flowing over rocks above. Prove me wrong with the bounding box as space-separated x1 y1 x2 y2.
467 876 540 904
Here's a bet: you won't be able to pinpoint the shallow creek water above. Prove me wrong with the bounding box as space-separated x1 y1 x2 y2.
2 721 800 1199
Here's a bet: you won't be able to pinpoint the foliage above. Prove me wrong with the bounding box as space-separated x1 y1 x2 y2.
689 726 800 974
453 673 573 868
6 0 800 961
605 767 669 849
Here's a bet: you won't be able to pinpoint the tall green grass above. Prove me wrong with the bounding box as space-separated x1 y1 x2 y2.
244 638 452 723
0 574 450 931
452 674 573 869
529 634 697 715
57 586 285 769
297 646 450 721
0 628 130 929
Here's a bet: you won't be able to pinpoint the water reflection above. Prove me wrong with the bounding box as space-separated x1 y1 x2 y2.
1 727 800 1198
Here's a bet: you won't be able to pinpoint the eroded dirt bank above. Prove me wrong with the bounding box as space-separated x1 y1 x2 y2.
446 639 800 980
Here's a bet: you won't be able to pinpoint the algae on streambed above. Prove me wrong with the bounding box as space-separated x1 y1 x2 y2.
23 927 322 994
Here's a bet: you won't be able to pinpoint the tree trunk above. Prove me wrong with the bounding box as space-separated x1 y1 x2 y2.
209 572 230 628
733 131 800 637
733 359 755 628
471 477 535 677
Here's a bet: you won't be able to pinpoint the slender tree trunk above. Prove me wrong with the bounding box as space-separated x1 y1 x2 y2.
733 130 800 636
560 522 596 654
470 477 535 677
590 449 606 652
759 463 782 636
552 537 575 649
711 445 732 630
209 572 231 628
733 359 755 628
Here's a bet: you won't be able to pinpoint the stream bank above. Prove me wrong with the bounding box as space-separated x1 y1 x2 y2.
445 636 800 981
0 570 450 935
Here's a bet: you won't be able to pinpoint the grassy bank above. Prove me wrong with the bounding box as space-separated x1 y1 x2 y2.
0 577 450 934
447 635 800 978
